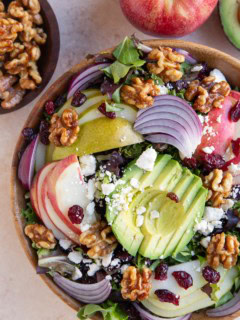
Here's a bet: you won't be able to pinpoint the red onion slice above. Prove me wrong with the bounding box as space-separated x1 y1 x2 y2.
53 273 111 304
146 134 189 157
174 49 197 65
206 292 240 317
134 303 192 320
67 62 110 99
18 135 39 190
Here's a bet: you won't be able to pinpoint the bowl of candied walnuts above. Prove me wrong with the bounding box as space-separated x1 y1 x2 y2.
11 39 240 320
0 0 60 113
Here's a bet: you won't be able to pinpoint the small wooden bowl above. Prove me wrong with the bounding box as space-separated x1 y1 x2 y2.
11 40 240 319
0 0 60 114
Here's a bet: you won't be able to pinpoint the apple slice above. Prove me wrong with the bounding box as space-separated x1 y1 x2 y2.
47 155 90 235
36 162 66 240
30 173 40 218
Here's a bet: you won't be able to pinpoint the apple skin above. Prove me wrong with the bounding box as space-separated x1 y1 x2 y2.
120 0 218 37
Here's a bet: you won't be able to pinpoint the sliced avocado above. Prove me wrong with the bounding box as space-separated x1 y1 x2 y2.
171 168 194 199
153 160 182 191
219 0 240 50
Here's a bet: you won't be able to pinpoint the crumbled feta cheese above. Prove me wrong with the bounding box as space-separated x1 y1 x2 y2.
111 258 120 267
59 239 72 250
130 178 139 189
228 163 240 176
216 115 222 123
191 65 203 72
87 179 96 200
221 199 234 211
179 152 185 160
210 69 227 83
194 220 214 236
68 251 83 264
136 206 146 215
86 202 95 215
202 146 215 154
198 114 205 124
136 147 157 171
121 264 130 274
87 264 100 276
80 223 91 232
151 210 160 219
101 253 113 267
200 236 211 249
136 215 144 227
204 207 225 222
79 155 96 176
72 268 82 280
105 275 112 281
223 145 235 162
157 85 168 95
82 258 92 264
101 183 115 195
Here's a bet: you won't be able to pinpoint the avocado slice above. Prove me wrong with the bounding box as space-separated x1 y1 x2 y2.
219 0 240 49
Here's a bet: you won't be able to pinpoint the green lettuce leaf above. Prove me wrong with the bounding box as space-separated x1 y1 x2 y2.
105 101 123 112
21 202 38 224
215 291 233 307
112 86 122 103
103 61 131 83
113 36 141 65
77 301 128 320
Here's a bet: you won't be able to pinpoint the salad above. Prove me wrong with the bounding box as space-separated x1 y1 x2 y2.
18 36 240 320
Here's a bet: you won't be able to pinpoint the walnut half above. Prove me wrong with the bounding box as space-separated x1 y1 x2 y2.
25 223 56 249
121 266 152 301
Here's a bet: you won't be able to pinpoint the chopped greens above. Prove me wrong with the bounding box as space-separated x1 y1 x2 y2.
105 101 123 112
21 202 38 224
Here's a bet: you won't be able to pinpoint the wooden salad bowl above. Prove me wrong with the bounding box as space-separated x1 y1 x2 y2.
11 40 240 319
0 0 60 114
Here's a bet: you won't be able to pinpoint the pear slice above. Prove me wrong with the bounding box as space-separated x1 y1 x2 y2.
52 117 143 160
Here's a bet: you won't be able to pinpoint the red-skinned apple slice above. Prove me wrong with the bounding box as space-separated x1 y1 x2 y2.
47 155 90 235
30 173 40 218
36 162 66 240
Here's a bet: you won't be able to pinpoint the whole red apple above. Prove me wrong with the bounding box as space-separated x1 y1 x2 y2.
120 0 218 37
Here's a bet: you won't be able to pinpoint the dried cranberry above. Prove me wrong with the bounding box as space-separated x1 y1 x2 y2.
44 100 55 115
39 129 50 145
55 95 67 108
68 205 84 224
71 89 87 107
115 250 133 263
200 153 225 174
167 192 179 203
22 127 35 141
100 78 119 98
172 271 193 290
155 263 168 281
105 151 125 176
232 138 240 157
155 289 180 306
202 266 220 284
230 101 240 122
182 157 197 169
98 103 116 119
39 120 50 132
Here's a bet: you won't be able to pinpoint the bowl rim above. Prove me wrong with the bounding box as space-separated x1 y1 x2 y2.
0 0 60 114
10 39 240 319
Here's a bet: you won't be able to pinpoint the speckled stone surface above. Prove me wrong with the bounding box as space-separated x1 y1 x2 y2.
1 1 240 319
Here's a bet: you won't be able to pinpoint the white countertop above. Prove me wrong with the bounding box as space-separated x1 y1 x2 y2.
0 1 240 319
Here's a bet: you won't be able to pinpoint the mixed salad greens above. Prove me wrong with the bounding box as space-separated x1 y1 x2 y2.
18 36 240 319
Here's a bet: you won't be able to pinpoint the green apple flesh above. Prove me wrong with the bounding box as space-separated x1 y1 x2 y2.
52 117 143 160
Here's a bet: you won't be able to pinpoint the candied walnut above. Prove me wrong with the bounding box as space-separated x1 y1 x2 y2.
1 84 25 109
0 17 23 41
10 42 24 58
121 77 160 109
33 27 47 44
207 233 239 269
22 0 40 14
20 11 35 42
147 47 185 83
185 76 231 113
4 52 29 74
24 223 56 249
49 108 80 147
0 1 4 12
8 1 25 18
79 221 118 259
121 266 152 301
32 13 43 25
203 169 233 207
0 74 17 93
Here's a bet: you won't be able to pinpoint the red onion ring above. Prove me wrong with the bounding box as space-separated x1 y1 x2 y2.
174 49 197 65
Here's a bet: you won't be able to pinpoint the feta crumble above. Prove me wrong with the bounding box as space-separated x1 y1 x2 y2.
136 215 144 227
121 264 130 274
105 275 112 281
210 69 227 83
228 163 240 176
191 65 203 72
136 147 157 171
87 264 100 276
151 210 160 219
202 146 215 154
221 199 234 211
157 85 169 95
194 207 225 236
136 206 146 215
59 239 72 250
101 183 115 195
68 251 83 264
86 202 95 215
200 236 211 248
204 207 225 222
79 155 96 176
87 179 96 200
130 178 139 189
72 268 82 280
101 253 113 267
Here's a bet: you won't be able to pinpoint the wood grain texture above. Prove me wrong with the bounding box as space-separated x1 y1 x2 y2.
0 0 60 114
10 40 240 319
